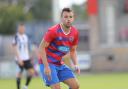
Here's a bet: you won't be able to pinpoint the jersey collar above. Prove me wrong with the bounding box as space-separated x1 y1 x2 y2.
60 24 71 35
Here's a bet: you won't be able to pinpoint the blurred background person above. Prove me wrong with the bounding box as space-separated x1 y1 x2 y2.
12 23 34 89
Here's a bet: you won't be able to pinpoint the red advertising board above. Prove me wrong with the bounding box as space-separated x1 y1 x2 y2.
87 0 98 15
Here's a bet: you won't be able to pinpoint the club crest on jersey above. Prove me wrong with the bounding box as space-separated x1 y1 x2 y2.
58 37 63 40
69 36 74 42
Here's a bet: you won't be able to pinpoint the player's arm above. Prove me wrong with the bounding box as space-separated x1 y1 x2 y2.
13 45 20 59
70 31 79 66
39 39 49 67
39 39 51 80
12 44 24 66
39 29 55 67
39 29 55 80
12 35 24 66
12 35 20 60
70 45 78 66
70 45 80 74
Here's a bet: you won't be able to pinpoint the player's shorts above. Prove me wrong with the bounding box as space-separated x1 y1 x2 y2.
16 60 33 73
39 63 75 86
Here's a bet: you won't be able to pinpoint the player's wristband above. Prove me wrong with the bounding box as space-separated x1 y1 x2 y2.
74 65 79 70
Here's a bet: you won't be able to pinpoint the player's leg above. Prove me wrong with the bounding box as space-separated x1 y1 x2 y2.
39 63 61 89
63 78 79 89
24 60 34 89
26 68 34 86
16 63 24 89
50 83 61 89
58 65 79 89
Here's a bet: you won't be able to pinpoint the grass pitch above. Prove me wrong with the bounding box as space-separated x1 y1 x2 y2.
0 72 128 89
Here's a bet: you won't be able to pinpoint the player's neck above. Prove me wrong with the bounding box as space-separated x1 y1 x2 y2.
60 23 71 34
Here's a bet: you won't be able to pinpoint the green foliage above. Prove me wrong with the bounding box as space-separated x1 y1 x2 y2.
30 0 52 21
0 0 52 35
0 5 33 35
72 4 88 21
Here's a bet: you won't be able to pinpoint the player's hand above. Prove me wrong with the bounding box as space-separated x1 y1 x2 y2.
74 65 80 75
44 66 51 80
18 60 24 66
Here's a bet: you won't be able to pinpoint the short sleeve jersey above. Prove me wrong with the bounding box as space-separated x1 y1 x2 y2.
39 24 79 65
12 33 30 61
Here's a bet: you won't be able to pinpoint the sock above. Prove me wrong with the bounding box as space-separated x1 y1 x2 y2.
69 88 72 89
25 76 32 86
16 78 21 89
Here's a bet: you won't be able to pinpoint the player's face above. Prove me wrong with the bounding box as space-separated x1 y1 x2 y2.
61 11 74 28
18 25 25 34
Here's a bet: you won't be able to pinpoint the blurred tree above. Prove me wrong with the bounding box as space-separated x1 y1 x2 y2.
0 5 33 35
0 0 52 35
30 0 52 21
72 3 88 21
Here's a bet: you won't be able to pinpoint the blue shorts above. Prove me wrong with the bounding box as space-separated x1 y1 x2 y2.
39 63 75 86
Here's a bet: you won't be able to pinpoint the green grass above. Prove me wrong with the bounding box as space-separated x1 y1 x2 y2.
0 72 128 89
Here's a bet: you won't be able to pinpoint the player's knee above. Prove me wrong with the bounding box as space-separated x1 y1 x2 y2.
31 70 35 76
28 69 34 76
16 73 22 78
70 83 79 89
52 86 61 89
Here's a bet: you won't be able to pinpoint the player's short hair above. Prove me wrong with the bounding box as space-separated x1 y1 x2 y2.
61 8 73 17
19 23 24 26
17 23 25 31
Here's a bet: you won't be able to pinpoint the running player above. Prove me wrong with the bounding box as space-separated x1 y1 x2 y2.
39 8 80 89
12 23 34 89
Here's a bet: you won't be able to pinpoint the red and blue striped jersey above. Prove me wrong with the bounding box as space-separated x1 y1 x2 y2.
39 24 79 65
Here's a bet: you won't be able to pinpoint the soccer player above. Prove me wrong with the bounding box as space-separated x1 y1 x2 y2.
12 23 34 89
39 8 80 89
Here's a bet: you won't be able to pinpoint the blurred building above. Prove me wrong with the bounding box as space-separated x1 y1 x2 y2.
88 0 128 72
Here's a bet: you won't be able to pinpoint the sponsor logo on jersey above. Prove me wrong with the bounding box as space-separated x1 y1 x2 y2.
58 46 70 52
